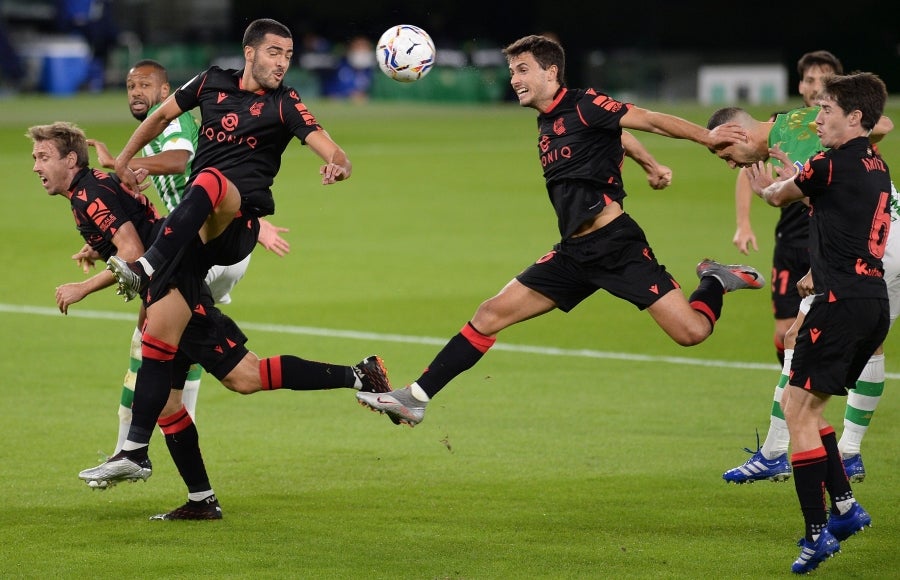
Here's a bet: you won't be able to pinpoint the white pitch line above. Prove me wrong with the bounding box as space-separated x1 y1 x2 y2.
3 302 896 378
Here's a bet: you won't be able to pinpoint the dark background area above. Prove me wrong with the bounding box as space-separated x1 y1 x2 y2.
2 0 898 96
230 0 900 90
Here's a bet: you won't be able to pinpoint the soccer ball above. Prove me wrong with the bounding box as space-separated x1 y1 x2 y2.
375 24 436 83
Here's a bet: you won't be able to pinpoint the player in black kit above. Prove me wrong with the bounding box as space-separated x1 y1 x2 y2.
30 122 389 518
357 34 764 427
78 19 361 498
76 19 375 505
748 72 891 574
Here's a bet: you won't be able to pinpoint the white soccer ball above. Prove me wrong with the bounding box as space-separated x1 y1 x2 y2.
375 24 436 83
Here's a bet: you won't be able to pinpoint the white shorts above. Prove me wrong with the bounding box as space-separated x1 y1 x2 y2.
884 204 900 326
205 253 252 305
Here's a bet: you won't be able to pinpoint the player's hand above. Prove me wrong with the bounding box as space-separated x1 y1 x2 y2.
706 123 748 150
797 270 816 297
114 157 141 193
132 167 151 192
768 146 798 180
319 162 350 185
646 164 672 190
86 139 115 169
747 160 776 196
732 226 758 255
257 218 291 257
55 282 88 315
116 166 151 195
72 244 101 274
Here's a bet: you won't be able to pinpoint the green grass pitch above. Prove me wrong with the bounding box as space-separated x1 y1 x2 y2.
0 91 898 578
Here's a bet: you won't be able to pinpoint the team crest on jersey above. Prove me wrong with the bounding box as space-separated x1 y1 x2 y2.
249 102 264 117
553 117 565 135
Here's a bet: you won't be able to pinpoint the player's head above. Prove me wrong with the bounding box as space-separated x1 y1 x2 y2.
26 122 89 195
242 18 293 91
503 34 566 109
126 59 169 121
796 50 843 107
816 72 887 144
706 107 769 168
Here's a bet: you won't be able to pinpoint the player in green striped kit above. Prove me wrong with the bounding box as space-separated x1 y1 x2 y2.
707 105 896 484
86 59 290 465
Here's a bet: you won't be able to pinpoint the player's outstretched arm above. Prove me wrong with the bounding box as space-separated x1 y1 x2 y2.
622 131 672 190
114 95 185 191
56 222 146 314
620 106 748 150
257 218 291 257
733 168 758 255
306 130 352 184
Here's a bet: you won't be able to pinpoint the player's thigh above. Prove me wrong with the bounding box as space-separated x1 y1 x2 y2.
472 278 556 335
646 288 710 344
144 290 192 344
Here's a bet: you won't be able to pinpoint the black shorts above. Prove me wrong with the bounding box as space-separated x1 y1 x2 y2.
175 293 250 381
771 243 810 320
516 212 679 312
789 298 889 396
145 214 260 309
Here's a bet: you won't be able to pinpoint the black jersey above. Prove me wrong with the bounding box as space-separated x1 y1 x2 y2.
774 202 809 248
173 66 323 216
795 137 892 301
535 88 631 239
68 167 161 261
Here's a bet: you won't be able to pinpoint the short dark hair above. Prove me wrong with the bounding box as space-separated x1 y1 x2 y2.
25 122 89 168
242 18 292 49
706 107 750 130
503 34 566 87
821 72 887 131
797 50 843 76
130 59 168 82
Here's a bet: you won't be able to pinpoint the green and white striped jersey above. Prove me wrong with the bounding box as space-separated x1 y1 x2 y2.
141 103 200 212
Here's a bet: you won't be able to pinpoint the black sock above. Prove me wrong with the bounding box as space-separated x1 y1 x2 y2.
159 407 211 494
417 323 495 398
144 174 219 270
128 356 174 446
259 355 355 390
792 447 829 541
688 277 724 328
820 428 853 513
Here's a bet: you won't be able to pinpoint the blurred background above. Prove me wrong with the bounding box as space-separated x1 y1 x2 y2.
1 0 898 103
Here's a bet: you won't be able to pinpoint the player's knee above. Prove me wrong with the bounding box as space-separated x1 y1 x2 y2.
221 353 262 394
672 320 711 346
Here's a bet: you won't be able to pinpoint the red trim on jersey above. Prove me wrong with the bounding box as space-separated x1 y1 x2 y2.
195 72 207 99
259 356 283 390
542 87 568 114
157 406 193 434
141 334 178 361
460 322 496 353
